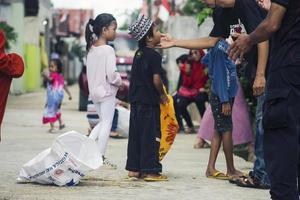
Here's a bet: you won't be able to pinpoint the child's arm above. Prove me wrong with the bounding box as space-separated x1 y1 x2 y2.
41 71 53 82
106 48 122 87
213 57 232 116
63 83 72 100
153 74 168 105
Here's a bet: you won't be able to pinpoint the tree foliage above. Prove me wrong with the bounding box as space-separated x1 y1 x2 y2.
182 0 212 26
0 21 18 50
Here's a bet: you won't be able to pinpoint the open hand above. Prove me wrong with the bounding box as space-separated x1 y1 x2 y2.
158 33 175 49
160 94 169 105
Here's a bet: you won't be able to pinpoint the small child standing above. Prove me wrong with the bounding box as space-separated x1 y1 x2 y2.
85 13 122 168
126 15 168 181
202 40 244 179
42 59 72 133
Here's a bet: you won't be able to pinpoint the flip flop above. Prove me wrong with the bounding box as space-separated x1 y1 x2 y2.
109 134 124 139
123 176 139 181
143 175 168 182
207 171 229 180
59 124 65 130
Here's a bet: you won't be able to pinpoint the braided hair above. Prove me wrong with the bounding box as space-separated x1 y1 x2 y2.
85 13 116 52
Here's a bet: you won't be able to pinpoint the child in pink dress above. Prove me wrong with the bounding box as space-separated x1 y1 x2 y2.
42 59 72 133
195 82 253 147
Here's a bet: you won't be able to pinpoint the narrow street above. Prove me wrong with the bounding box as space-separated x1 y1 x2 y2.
0 86 269 200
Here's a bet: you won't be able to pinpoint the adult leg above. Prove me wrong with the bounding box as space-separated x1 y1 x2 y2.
173 94 184 131
251 94 270 186
194 92 209 117
177 96 194 129
264 88 300 200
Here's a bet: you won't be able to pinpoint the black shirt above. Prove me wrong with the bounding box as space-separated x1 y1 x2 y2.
209 1 267 82
269 0 300 71
129 47 162 105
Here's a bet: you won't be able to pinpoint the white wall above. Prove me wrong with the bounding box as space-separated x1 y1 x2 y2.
164 16 213 93
164 16 214 125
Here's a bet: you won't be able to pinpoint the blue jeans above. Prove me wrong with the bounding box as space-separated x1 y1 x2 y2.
252 94 270 186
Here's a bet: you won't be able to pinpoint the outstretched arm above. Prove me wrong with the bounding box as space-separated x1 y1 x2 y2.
159 35 220 50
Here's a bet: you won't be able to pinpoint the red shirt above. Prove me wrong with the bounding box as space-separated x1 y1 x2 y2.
190 61 208 90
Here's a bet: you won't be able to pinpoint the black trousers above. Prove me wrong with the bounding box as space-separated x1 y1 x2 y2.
177 92 208 128
263 67 300 200
125 104 162 174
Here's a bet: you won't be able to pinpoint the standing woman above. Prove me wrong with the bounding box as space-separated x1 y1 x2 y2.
85 13 122 168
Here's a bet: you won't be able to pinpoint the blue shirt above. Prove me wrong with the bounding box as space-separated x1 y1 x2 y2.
202 40 238 103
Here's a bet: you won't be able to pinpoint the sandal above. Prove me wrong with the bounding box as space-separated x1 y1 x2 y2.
143 175 168 182
109 134 124 139
228 175 249 184
184 127 196 134
206 171 229 180
48 128 55 133
123 176 139 181
193 142 210 149
235 176 270 189
59 124 65 130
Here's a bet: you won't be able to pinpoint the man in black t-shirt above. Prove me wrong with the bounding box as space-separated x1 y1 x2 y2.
229 0 300 199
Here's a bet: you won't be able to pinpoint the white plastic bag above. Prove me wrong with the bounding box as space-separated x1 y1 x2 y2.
18 131 102 186
116 106 130 137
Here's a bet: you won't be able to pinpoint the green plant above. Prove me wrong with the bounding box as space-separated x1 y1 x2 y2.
182 0 212 26
196 8 213 26
0 21 18 50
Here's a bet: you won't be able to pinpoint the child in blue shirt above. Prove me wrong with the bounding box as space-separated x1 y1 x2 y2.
202 39 243 180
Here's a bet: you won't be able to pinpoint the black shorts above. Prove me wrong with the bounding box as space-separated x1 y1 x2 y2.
210 93 234 134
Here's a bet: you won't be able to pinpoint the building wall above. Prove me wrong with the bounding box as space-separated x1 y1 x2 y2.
0 1 26 93
0 0 53 93
165 16 213 125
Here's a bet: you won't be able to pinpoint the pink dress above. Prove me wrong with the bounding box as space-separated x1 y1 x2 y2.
197 82 253 145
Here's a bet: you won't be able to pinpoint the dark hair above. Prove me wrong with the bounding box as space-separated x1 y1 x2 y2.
176 54 189 64
85 13 116 52
138 24 154 48
51 59 63 74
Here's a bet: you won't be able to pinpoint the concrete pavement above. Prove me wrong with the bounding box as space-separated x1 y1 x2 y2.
0 86 269 200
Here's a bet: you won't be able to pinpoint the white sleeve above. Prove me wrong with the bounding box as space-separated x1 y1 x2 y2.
106 48 122 86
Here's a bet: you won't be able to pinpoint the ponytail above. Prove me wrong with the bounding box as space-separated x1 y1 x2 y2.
85 14 116 52
85 19 95 52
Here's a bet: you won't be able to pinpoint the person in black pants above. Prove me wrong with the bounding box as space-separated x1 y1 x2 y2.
126 16 168 181
229 0 300 199
177 49 209 133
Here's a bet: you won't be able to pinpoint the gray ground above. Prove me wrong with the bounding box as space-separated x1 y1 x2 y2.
0 86 269 200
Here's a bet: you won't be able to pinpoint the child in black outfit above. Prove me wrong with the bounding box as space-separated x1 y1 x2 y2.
126 15 168 181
